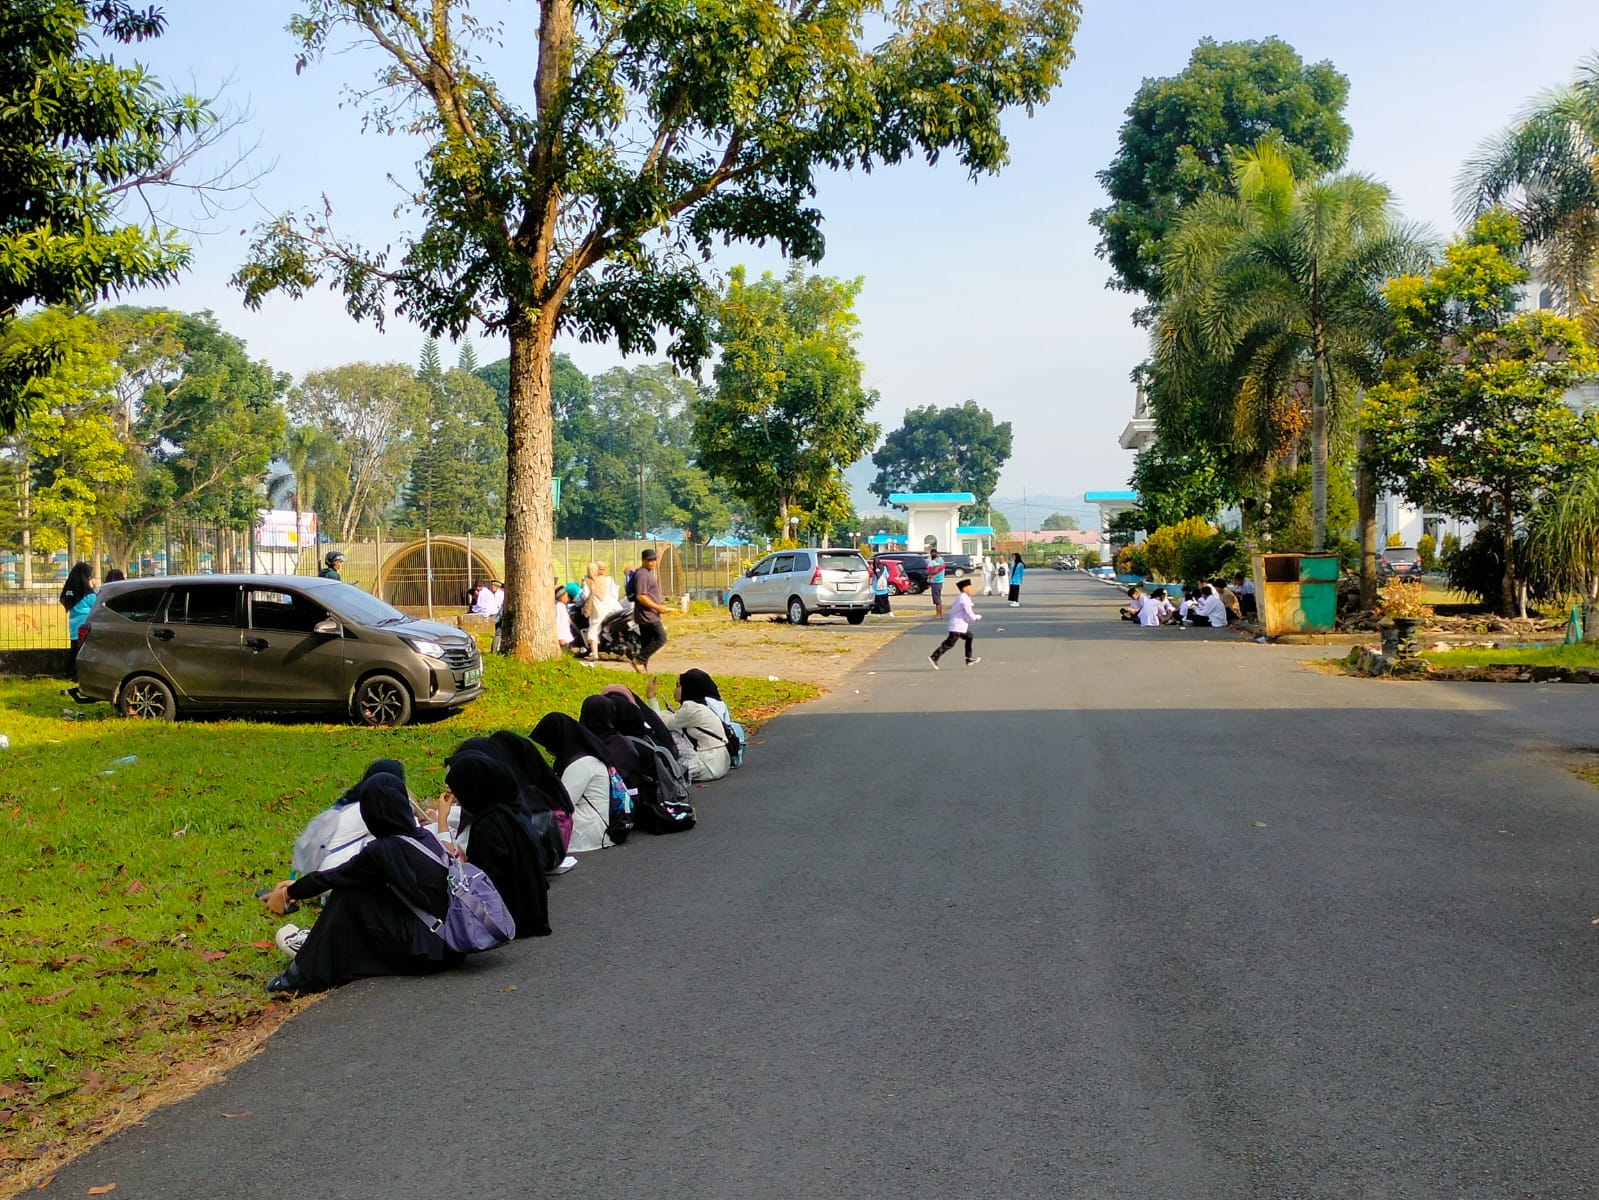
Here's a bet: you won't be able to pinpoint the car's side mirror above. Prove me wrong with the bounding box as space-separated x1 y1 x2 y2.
314 617 342 636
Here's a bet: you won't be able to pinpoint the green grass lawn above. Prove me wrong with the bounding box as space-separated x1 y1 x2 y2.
0 653 814 1180
1423 642 1599 669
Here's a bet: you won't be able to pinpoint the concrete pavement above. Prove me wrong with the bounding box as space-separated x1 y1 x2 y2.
43 573 1599 1198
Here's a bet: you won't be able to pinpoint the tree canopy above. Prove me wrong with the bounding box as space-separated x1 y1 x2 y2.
1040 512 1079 531
1090 37 1351 309
696 267 880 539
870 400 1012 517
233 0 1081 658
0 1 212 430
1364 212 1599 615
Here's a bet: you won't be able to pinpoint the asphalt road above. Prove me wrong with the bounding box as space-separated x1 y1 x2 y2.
44 573 1599 1198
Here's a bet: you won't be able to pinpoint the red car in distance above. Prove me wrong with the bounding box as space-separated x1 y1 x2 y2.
870 556 913 595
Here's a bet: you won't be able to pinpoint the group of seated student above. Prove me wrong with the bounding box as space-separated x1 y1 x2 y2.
1121 576 1250 628
258 669 743 996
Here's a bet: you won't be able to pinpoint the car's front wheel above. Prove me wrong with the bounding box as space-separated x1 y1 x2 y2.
787 597 809 625
353 673 413 727
118 674 176 721
729 596 748 621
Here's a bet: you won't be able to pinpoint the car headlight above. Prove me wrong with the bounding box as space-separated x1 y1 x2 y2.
404 636 447 659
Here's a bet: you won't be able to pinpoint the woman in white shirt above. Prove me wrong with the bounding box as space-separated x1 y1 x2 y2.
646 668 730 782
531 712 618 851
581 560 621 659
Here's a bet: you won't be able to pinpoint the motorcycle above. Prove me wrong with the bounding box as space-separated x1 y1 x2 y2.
570 600 643 663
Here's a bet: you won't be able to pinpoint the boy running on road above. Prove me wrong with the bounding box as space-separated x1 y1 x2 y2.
928 577 981 669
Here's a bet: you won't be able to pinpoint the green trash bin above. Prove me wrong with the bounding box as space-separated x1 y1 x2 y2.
1253 553 1338 636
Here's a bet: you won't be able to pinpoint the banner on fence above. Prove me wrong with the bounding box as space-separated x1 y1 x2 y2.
256 509 317 550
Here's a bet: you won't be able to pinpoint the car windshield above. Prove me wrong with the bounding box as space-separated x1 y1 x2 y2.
323 585 414 626
1383 548 1418 561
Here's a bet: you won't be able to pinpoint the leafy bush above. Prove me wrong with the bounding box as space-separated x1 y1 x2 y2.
1385 531 1403 547
1442 528 1552 608
1113 542 1147 576
1325 533 1360 572
1141 516 1215 580
1178 530 1245 583
1079 548 1101 569
1376 578 1432 618
1442 531 1460 558
1417 533 1436 572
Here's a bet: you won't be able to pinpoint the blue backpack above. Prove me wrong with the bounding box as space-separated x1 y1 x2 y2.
605 766 635 844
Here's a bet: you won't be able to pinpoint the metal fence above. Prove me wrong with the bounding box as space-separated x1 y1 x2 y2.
1 526 764 650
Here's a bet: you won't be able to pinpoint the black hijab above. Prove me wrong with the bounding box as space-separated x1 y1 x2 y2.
602 685 676 751
583 694 645 785
532 712 613 773
60 562 93 611
356 772 428 843
449 733 571 815
677 669 720 706
338 757 406 808
445 753 520 817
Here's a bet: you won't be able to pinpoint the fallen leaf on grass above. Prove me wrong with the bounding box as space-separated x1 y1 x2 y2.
25 988 74 1006
199 950 228 961
87 1186 116 1195
123 880 144 895
33 1174 54 1189
250 940 275 950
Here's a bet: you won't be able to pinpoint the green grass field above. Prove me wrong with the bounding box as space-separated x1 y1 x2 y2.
1422 642 1599 668
0 653 814 1180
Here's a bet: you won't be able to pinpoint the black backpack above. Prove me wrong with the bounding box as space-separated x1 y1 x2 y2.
625 734 696 834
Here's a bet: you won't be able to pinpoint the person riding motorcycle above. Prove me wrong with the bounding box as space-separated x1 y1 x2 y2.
320 551 346 581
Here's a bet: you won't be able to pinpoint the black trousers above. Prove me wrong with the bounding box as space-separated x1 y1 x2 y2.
1007 583 1020 603
931 631 973 662
636 617 667 664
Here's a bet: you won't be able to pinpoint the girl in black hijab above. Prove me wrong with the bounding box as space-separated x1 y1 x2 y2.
59 562 93 613
581 693 649 798
445 752 550 939
531 712 619 853
260 773 462 994
603 683 691 766
445 732 571 867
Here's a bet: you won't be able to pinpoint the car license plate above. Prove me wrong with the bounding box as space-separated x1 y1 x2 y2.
464 667 482 688
837 582 858 592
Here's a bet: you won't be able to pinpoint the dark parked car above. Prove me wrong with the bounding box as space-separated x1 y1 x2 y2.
1378 546 1423 579
74 575 483 726
873 552 931 593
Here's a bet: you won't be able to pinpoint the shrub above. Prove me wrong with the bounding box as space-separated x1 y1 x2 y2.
1376 578 1432 619
1417 533 1436 572
1141 516 1215 580
1386 531 1403 547
1113 543 1147 576
1442 531 1460 558
1079 548 1101 569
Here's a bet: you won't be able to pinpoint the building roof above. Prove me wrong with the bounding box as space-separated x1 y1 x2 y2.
1084 490 1138 503
887 492 976 505
956 525 994 536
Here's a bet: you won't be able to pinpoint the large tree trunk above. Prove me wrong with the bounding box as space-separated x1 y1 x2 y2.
1310 356 1328 552
1355 423 1378 610
1499 510 1516 618
500 306 558 660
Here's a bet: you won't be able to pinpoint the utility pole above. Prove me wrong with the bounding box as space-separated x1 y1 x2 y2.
638 461 647 541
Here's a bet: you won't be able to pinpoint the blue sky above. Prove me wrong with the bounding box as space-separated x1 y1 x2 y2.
125 1 1597 508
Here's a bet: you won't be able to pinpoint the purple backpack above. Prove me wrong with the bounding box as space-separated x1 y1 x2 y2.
394 835 516 952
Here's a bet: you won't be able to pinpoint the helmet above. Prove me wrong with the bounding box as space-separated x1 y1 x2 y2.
325 551 345 567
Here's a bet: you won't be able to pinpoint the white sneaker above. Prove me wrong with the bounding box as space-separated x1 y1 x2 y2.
275 923 309 957
928 654 940 670
1009 601 1020 607
966 657 982 667
550 855 579 875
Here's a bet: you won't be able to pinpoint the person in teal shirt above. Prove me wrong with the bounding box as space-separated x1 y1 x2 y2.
926 548 947 618
1007 553 1025 606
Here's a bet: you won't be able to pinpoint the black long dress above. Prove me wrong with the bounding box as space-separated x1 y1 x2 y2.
449 732 570 869
445 753 551 938
284 775 462 991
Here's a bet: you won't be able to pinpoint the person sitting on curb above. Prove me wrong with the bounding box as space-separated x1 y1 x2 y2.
1190 584 1229 628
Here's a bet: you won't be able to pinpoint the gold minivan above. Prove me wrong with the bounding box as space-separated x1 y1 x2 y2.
75 575 483 726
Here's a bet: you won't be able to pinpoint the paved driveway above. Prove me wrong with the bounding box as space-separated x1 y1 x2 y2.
44 574 1599 1198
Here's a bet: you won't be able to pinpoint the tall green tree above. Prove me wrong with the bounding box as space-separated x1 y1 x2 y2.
1090 37 1351 313
0 2 214 429
233 0 1081 659
1364 213 1599 616
869 400 1013 520
1156 140 1428 600
13 306 285 568
1457 54 1599 341
696 267 880 539
1040 512 1078 531
281 423 340 569
287 363 429 540
404 363 506 536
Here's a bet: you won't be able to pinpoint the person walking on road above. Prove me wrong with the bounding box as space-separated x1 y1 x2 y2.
929 577 981 669
631 547 669 672
1007 552 1025 606
980 555 997 596
872 559 893 617
926 547 947 618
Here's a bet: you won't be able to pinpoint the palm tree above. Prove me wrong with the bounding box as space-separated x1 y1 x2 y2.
1156 140 1430 603
281 425 339 573
1457 55 1599 340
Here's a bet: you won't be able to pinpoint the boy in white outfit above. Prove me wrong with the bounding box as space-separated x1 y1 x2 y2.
929 578 982 668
